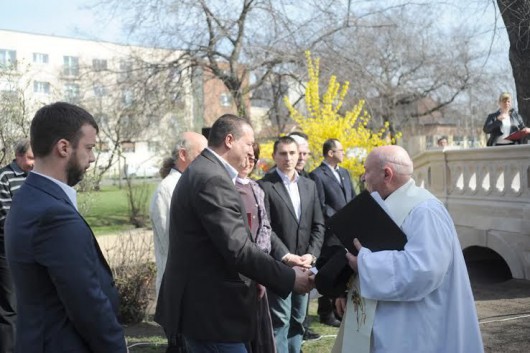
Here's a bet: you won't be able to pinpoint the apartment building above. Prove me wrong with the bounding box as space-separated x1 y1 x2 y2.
0 29 245 178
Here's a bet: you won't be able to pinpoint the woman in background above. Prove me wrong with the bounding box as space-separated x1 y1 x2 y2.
235 143 276 353
483 92 530 146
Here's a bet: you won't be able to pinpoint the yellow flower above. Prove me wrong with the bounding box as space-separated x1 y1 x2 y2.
284 51 395 188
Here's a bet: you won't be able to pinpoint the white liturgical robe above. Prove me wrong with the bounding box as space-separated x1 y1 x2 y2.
357 181 484 353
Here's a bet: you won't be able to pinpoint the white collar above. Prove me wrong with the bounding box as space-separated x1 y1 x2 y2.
31 170 78 210
207 147 238 185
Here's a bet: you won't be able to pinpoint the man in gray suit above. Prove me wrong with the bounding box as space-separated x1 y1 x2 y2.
155 115 313 353
258 136 325 353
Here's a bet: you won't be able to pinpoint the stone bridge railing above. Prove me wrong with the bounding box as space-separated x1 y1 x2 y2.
413 145 530 280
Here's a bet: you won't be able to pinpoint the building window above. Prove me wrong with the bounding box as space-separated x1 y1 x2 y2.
94 83 106 97
97 141 110 153
33 53 49 64
121 141 135 153
63 56 79 76
119 60 133 81
64 83 80 103
92 59 108 72
0 80 15 92
148 141 160 152
122 89 134 107
0 49 16 69
33 81 50 94
220 93 233 107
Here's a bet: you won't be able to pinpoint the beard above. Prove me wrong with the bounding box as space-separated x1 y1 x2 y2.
66 151 85 186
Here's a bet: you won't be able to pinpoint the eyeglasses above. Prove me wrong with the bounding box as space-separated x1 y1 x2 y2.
249 158 258 164
332 149 344 153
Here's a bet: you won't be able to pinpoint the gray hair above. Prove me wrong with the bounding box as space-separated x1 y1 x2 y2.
14 138 31 156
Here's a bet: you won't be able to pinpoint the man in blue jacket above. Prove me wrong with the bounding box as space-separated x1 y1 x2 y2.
5 102 126 353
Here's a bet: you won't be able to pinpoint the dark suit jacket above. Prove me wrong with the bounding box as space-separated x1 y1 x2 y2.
310 163 356 257
155 149 295 342
310 163 356 220
4 173 126 353
257 171 325 261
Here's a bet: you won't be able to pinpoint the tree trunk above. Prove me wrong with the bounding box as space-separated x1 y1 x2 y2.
497 0 530 125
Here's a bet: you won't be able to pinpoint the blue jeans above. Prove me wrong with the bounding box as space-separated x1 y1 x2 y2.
184 336 249 353
267 291 308 353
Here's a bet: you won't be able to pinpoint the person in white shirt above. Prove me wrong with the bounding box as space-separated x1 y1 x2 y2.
150 131 207 296
258 136 325 353
150 131 207 353
336 145 484 353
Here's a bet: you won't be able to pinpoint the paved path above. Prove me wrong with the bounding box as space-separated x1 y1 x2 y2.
473 279 530 353
96 228 154 266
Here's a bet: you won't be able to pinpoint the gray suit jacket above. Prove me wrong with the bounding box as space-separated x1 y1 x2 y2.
155 149 294 342
258 171 325 261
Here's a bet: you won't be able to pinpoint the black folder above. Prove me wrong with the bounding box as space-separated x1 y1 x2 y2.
315 191 408 297
326 190 407 255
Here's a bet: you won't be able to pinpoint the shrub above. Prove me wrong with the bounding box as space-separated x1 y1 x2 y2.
103 230 155 325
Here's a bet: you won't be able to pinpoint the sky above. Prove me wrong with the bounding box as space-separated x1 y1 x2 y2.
0 0 124 43
0 0 512 72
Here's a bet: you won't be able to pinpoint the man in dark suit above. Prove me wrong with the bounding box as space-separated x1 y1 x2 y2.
4 102 126 353
310 138 356 327
155 115 313 353
258 136 325 353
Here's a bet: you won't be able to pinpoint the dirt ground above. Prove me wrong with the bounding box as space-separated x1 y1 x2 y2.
468 260 530 353
126 261 530 353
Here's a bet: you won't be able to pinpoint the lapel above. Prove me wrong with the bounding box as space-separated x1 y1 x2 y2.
202 149 252 234
27 173 114 274
26 173 76 209
270 172 298 222
321 163 344 190
297 176 310 222
338 168 353 202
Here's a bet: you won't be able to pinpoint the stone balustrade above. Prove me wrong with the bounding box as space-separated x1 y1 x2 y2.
413 145 530 280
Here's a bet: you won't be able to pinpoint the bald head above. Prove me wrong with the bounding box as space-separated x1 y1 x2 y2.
362 145 413 199
174 131 208 171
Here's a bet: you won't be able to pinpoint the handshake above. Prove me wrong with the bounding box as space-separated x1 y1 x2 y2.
292 265 315 294
282 253 316 294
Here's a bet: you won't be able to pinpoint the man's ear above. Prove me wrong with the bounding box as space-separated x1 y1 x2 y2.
224 133 235 149
178 148 187 162
383 166 393 181
56 139 70 158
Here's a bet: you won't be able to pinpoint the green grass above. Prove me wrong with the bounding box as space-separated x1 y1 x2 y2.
302 299 339 353
124 299 338 353
78 180 158 236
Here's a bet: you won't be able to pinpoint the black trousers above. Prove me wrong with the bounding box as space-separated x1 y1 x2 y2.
317 295 335 320
0 238 16 353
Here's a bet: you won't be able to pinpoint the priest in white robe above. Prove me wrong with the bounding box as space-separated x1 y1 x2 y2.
336 145 484 353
